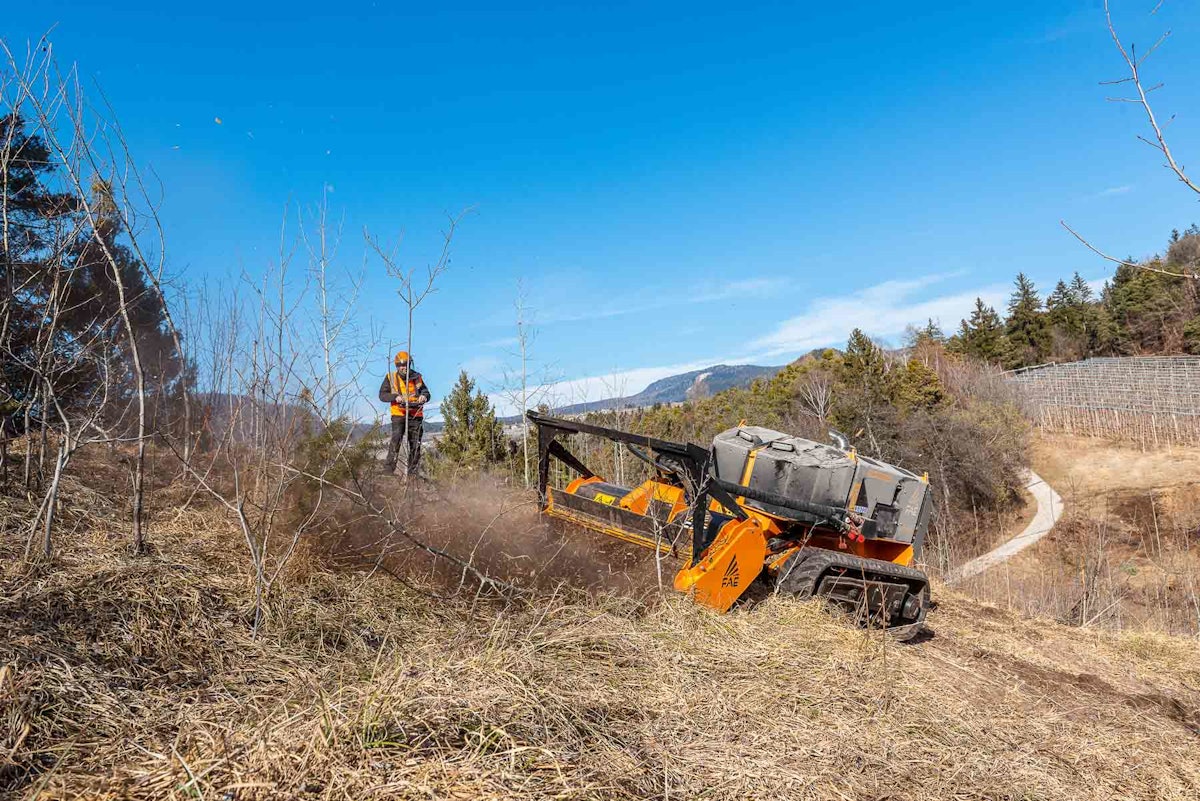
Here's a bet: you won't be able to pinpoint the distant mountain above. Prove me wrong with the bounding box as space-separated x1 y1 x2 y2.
512 363 783 420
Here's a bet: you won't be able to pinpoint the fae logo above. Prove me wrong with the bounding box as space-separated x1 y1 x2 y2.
721 556 740 588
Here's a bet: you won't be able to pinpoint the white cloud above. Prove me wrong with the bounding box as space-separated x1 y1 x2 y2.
478 273 1009 419
751 273 1009 357
1091 185 1132 199
688 277 791 304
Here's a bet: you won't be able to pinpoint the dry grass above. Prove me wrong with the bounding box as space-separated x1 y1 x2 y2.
2 472 1200 800
962 433 1200 635
1032 433 1200 516
959 504 1200 634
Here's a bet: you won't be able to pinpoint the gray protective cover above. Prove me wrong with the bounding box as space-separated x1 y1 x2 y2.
710 426 930 545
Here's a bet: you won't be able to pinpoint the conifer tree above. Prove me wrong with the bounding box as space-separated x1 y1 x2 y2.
1046 279 1079 332
889 358 947 410
950 298 1008 364
1044 272 1108 359
1069 272 1094 304
906 318 945 348
832 329 903 454
1004 273 1048 368
841 328 886 385
438 371 507 466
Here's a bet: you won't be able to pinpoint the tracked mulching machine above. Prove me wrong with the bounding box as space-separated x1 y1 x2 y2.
529 411 932 639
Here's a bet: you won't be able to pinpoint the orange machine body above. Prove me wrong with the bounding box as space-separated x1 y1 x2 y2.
529 411 932 637
546 475 915 612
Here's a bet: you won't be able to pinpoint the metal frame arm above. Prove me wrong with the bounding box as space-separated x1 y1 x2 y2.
527 411 749 558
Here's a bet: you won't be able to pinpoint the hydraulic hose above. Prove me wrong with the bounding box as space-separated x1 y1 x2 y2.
710 477 850 528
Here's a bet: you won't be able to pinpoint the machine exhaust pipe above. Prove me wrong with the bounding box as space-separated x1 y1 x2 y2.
827 429 850 451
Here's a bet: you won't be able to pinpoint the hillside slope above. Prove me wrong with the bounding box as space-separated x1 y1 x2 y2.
957 433 1200 634
2 478 1199 800
1031 433 1200 516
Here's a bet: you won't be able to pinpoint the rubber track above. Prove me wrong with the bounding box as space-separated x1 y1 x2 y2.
776 549 930 641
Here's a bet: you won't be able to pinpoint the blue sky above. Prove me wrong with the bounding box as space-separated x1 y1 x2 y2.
9 1 1200 417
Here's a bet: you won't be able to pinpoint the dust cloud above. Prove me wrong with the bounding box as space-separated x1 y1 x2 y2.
342 474 673 601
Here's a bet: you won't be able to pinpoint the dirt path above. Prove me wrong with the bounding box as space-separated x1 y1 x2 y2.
946 470 1063 583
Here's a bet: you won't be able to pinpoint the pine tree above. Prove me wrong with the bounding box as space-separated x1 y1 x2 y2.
1 115 70 410
1046 279 1073 310
1046 279 1079 330
840 329 886 388
920 318 945 343
1043 272 1108 359
906 318 945 348
950 298 1008 364
889 358 946 410
1102 256 1193 354
1069 272 1094 304
1004 273 1048 368
1166 225 1200 272
438 371 508 466
0 116 185 421
832 330 892 455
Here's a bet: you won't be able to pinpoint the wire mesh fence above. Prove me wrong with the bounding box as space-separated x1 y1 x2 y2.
1005 356 1200 448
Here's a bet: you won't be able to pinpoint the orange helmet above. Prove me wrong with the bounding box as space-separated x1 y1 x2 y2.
394 350 411 366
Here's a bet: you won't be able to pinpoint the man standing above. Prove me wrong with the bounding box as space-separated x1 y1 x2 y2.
379 351 431 475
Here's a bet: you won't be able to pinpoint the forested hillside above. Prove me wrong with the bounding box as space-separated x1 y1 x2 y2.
951 227 1200 368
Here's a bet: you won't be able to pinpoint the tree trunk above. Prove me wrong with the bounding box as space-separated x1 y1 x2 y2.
41 444 68 558
105 250 149 553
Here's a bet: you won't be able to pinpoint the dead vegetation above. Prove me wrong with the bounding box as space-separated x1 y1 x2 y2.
959 434 1200 635
3 464 1200 801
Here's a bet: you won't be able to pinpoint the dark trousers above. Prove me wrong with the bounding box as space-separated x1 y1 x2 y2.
386 416 423 474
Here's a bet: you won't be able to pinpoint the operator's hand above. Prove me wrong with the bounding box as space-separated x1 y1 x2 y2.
394 394 405 403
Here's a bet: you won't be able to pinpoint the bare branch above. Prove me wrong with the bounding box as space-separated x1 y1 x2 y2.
1060 219 1198 279
1103 0 1199 196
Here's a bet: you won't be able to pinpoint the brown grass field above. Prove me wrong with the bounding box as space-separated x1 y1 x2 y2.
3 458 1200 801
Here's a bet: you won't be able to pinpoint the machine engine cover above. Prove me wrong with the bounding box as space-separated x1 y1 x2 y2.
711 426 930 545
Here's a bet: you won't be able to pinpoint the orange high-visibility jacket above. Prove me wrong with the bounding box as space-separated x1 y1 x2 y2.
379 370 431 418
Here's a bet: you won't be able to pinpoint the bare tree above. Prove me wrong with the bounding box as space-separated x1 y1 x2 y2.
92 87 195 466
1061 1 1200 279
498 280 557 487
298 190 369 424
171 226 318 631
0 38 516 624
1 37 195 552
0 37 195 558
794 371 832 425
513 283 534 487
365 210 465 478
27 351 117 558
601 371 633 485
